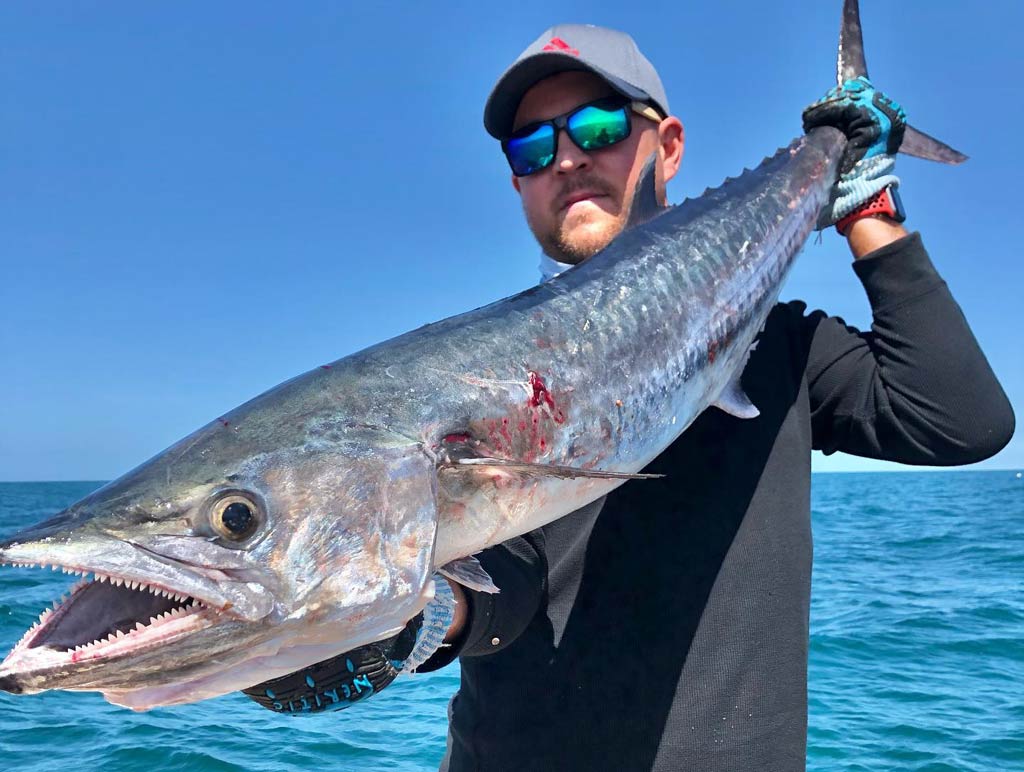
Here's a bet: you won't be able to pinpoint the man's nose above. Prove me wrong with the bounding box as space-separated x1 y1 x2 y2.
553 129 590 173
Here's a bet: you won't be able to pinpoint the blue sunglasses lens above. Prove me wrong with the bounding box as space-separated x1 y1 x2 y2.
505 124 556 176
566 103 630 151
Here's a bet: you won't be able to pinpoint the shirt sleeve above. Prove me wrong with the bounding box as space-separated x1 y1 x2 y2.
415 528 547 671
804 232 1014 464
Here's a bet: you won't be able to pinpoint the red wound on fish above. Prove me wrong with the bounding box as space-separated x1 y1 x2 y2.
218 418 230 428
527 371 556 409
442 433 470 444
707 340 718 364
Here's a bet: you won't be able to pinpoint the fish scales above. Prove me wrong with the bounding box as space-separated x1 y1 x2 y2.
308 131 845 559
0 128 844 707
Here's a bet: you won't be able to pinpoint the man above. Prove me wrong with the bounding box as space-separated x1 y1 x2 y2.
247 23 1013 772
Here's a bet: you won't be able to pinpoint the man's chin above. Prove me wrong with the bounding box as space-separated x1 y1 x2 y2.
554 221 622 264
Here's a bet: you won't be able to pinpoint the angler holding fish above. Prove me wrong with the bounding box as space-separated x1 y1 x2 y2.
0 1 1013 771
241 2 1014 770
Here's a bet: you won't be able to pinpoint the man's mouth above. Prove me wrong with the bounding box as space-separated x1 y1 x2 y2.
559 191 607 211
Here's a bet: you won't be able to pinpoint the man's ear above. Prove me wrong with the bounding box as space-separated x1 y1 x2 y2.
659 117 685 185
511 174 521 193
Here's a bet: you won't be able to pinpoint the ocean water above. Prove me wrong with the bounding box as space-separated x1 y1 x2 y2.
0 472 1021 771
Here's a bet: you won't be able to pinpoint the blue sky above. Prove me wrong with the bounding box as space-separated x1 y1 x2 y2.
1 1 1020 481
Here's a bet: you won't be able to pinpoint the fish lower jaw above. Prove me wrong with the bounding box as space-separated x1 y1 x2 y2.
0 561 222 687
2 600 212 679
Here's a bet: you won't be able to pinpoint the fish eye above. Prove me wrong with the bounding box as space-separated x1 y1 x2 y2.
209 492 263 542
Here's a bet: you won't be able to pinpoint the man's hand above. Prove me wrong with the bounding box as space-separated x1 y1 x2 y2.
242 577 457 715
802 77 906 231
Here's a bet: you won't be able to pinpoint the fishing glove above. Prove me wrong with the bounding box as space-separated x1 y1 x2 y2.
241 577 456 715
802 76 906 229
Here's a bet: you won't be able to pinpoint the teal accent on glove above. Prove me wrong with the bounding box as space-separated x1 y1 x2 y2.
803 76 907 229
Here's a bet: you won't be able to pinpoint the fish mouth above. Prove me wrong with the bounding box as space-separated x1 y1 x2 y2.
0 560 221 691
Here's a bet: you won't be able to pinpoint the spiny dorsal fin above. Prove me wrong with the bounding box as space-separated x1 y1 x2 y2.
625 151 664 229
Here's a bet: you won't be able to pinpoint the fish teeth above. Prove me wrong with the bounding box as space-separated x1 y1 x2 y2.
135 622 147 632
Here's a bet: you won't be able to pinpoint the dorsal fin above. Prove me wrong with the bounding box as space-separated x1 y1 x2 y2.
625 151 664 229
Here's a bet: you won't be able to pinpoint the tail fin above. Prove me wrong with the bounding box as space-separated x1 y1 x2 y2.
837 0 967 165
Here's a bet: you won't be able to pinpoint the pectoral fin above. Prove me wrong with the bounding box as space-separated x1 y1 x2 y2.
438 555 499 594
449 457 663 480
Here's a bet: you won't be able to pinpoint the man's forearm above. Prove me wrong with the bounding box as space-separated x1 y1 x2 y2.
846 215 909 259
444 579 468 643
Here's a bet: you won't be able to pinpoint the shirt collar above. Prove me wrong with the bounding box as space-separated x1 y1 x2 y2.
539 253 575 283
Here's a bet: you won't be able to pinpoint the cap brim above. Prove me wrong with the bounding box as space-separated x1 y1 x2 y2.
483 52 650 139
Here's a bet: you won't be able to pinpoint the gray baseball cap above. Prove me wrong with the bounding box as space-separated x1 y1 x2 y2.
484 24 669 139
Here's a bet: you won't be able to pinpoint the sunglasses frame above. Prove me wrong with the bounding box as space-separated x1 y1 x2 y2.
502 96 664 177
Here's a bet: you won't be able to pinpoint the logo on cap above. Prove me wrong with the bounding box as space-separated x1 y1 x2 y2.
542 37 579 56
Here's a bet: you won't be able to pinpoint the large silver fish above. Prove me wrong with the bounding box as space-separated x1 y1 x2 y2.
0 0 962 710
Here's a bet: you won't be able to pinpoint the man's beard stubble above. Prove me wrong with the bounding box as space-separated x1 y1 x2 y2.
528 174 626 265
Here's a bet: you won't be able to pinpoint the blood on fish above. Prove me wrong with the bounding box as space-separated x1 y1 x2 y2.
443 433 470 444
527 371 556 409
707 340 718 364
218 418 230 428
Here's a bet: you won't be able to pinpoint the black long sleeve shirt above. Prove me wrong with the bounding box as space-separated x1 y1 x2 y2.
424 234 1014 772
